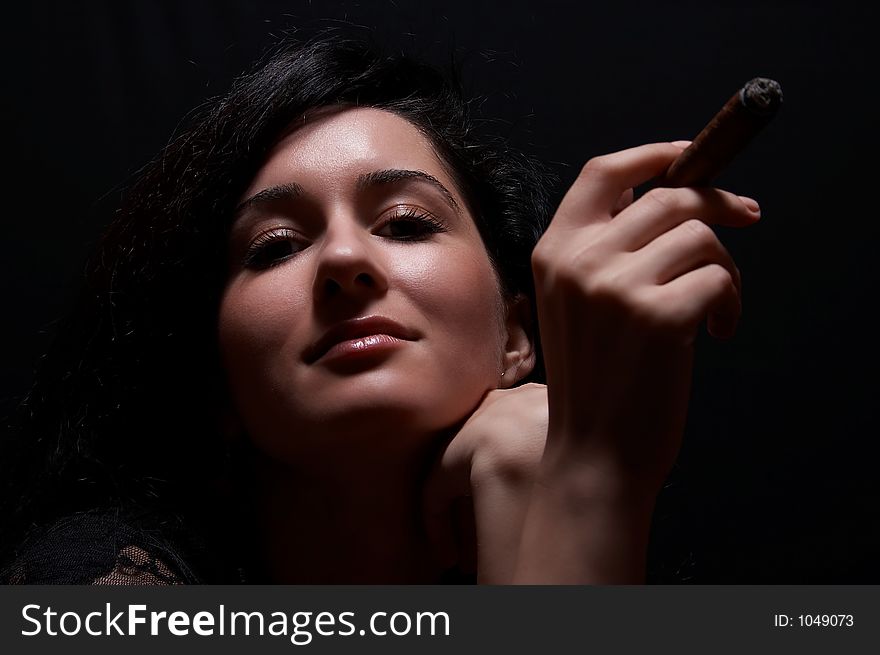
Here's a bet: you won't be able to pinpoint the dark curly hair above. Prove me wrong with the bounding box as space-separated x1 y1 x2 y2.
0 31 555 581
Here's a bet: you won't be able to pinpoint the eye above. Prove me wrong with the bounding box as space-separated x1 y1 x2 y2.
377 207 448 241
243 227 305 269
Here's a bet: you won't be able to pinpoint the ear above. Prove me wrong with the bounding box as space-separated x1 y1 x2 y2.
498 293 537 388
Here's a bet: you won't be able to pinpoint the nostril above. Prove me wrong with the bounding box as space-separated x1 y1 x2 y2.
323 278 342 297
316 263 386 301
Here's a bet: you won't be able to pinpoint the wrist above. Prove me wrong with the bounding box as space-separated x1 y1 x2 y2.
511 445 660 585
537 436 665 508
531 462 658 528
514 476 656 584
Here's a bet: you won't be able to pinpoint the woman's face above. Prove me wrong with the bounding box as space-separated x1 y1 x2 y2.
218 106 518 465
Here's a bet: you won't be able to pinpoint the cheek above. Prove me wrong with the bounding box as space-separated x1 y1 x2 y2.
218 274 311 376
403 244 507 366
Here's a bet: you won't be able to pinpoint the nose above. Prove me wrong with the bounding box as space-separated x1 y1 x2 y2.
312 218 389 303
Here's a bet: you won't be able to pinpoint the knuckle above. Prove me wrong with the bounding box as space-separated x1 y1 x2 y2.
610 285 688 341
533 225 607 281
580 155 617 179
650 294 695 336
681 219 716 247
581 266 622 299
570 246 605 278
539 244 604 291
643 187 681 211
531 242 552 273
531 234 568 275
586 270 656 325
705 264 734 292
630 288 677 330
616 284 650 316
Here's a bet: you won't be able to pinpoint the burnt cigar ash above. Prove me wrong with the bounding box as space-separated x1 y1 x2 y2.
662 77 783 187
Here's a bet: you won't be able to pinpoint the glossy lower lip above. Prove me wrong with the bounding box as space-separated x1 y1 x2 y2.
318 333 408 364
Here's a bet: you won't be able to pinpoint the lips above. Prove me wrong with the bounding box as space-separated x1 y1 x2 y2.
303 316 418 364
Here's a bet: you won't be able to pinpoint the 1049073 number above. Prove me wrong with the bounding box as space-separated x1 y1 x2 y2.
798 614 853 627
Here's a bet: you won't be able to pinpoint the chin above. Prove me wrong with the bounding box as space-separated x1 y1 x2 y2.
303 371 480 436
319 391 461 433
241 361 491 463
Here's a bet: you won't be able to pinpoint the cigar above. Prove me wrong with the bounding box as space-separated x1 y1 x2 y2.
661 77 783 187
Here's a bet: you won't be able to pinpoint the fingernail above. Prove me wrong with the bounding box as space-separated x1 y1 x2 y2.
738 195 761 216
671 140 692 149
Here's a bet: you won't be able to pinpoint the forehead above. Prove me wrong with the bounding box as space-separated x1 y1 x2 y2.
244 106 453 196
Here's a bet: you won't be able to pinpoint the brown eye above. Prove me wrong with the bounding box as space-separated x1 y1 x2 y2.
377 208 447 241
243 228 305 269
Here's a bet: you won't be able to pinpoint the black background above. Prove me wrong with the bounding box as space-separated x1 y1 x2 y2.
3 1 878 582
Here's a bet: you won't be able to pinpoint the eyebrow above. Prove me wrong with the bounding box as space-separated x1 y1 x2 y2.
234 168 461 218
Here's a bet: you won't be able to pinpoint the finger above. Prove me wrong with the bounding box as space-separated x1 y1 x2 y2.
656 263 741 340
610 188 634 217
630 218 742 298
553 142 690 228
603 186 759 252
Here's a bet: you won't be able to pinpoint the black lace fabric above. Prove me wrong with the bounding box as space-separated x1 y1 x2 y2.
1 510 201 585
91 545 182 585
2 509 478 584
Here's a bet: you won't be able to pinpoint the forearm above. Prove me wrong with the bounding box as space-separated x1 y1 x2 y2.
512 455 658 585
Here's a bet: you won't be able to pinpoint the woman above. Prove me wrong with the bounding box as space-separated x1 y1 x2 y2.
0 33 758 584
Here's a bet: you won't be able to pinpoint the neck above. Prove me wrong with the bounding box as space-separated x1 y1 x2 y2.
250 434 448 584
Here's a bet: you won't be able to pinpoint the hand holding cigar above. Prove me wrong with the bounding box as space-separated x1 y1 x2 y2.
661 78 783 187
521 83 781 583
516 78 783 585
